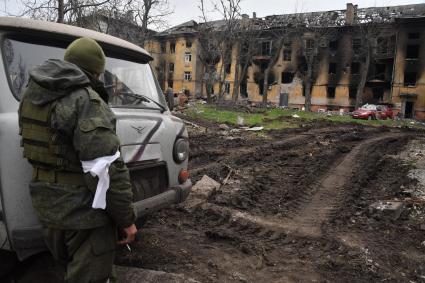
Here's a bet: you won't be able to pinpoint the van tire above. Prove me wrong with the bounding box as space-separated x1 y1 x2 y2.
0 250 17 279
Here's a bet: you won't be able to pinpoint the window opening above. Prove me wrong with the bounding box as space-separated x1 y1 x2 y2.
352 38 361 52
184 71 192 81
404 72 417 86
184 52 192 62
351 62 360 74
283 49 292 61
261 41 271 56
169 63 174 73
329 40 338 51
408 32 420 40
349 87 357 99
329 63 337 74
327 86 336 98
281 72 295 84
406 45 420 59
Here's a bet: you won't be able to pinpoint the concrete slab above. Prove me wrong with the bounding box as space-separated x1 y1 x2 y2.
182 175 221 210
115 266 200 283
368 201 405 220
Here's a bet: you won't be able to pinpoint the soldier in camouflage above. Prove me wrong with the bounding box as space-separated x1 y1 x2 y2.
18 38 137 283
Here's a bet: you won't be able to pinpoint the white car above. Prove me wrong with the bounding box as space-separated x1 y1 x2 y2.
0 17 191 262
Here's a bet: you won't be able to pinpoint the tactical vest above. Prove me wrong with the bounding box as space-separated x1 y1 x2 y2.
19 95 82 174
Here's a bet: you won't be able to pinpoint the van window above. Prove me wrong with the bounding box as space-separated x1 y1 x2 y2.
2 38 166 110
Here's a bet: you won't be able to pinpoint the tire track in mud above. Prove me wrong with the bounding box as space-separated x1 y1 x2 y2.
190 126 377 178
200 132 403 238
287 133 402 236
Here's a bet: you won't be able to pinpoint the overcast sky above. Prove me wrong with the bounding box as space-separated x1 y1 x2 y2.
1 0 425 29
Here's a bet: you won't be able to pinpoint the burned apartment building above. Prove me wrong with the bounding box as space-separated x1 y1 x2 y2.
145 3 425 119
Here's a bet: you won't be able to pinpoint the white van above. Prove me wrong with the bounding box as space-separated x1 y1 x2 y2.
0 17 191 261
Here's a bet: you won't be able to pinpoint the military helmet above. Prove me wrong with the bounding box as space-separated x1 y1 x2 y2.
64 37 106 75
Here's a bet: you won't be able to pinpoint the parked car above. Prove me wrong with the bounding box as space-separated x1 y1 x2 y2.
0 17 192 262
352 104 393 120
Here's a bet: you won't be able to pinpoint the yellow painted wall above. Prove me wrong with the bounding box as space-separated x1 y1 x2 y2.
146 37 199 96
391 27 425 119
147 23 425 119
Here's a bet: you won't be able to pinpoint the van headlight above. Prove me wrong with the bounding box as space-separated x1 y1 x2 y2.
173 138 189 163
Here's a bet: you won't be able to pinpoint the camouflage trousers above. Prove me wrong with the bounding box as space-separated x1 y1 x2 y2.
42 223 117 283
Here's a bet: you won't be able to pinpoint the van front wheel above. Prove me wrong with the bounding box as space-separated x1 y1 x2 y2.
0 249 17 278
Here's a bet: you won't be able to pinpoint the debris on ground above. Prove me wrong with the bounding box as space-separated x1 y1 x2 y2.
368 201 405 220
236 116 244 126
12 111 425 283
182 175 221 211
245 126 264 132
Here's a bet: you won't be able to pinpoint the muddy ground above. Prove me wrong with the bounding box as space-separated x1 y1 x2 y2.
6 116 425 283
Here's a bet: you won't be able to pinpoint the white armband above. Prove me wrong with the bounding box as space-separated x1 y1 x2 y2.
81 150 121 209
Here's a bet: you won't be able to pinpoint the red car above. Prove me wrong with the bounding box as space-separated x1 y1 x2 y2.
352 104 393 120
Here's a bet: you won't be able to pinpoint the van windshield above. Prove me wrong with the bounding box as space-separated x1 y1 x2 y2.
2 38 166 110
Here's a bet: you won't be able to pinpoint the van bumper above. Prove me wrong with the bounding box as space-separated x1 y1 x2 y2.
133 179 192 219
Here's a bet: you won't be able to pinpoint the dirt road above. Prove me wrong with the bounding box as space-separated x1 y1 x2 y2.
7 118 425 283
116 120 425 283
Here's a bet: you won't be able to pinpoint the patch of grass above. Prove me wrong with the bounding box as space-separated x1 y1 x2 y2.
185 103 425 130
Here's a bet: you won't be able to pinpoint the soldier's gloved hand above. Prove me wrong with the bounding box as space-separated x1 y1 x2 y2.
117 224 137 245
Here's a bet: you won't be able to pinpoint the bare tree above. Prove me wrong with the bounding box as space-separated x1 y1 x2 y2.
296 28 337 111
108 0 173 41
256 17 287 107
18 0 172 43
231 20 261 103
353 12 396 109
20 0 110 24
197 0 241 104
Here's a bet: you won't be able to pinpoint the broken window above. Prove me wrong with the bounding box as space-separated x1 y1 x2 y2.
225 63 231 74
404 72 417 86
168 63 174 73
351 62 360 75
408 32 420 40
375 64 386 79
186 40 192 48
281 72 295 84
329 63 337 74
377 37 388 55
406 45 420 59
306 39 314 56
329 40 338 51
225 81 230 94
349 87 357 99
373 88 384 100
352 38 361 53
184 52 192 62
327 86 336 98
283 49 292 61
261 41 271 56
170 42 176 54
160 42 166 53
168 80 173 88
184 71 192 81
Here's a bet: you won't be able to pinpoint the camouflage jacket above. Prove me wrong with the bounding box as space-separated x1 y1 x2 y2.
20 59 135 230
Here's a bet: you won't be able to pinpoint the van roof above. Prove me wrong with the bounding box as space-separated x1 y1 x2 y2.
0 17 153 62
